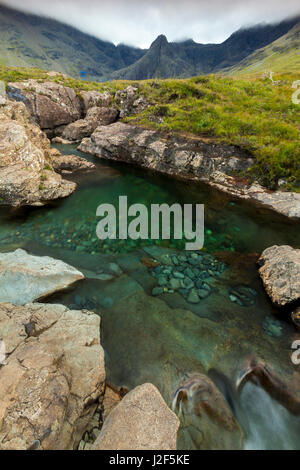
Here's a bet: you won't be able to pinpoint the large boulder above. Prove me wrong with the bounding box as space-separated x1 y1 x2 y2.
258 245 300 307
91 383 180 450
59 106 119 142
0 249 84 305
8 80 82 130
0 302 105 450
80 90 112 114
0 100 76 206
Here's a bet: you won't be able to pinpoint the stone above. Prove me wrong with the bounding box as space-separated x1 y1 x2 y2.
102 385 122 422
8 81 82 130
91 383 179 450
197 289 210 299
169 278 182 290
59 106 119 141
152 287 164 296
81 90 112 113
187 288 200 304
49 148 95 173
0 303 105 450
258 245 300 307
0 100 76 206
0 249 84 305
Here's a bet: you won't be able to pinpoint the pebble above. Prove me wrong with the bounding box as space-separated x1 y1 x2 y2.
173 271 185 279
187 288 200 304
152 287 164 296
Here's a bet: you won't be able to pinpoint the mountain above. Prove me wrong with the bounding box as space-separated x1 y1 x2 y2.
112 17 300 79
0 4 145 81
0 3 299 81
225 21 300 75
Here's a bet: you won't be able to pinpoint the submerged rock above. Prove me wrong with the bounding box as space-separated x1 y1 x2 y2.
0 249 84 305
91 383 179 450
173 373 244 450
0 302 105 450
258 245 300 307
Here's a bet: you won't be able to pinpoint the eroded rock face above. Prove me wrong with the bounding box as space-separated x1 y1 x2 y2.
258 245 300 307
0 249 84 305
0 100 76 206
8 80 82 130
0 302 105 450
79 122 300 220
91 383 179 450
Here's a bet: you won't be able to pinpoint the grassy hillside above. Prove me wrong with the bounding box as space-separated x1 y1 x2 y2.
226 22 300 76
0 65 299 190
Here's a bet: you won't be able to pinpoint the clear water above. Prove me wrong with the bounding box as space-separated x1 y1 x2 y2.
0 144 299 450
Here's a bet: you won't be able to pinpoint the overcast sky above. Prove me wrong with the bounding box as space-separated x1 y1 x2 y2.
1 0 300 48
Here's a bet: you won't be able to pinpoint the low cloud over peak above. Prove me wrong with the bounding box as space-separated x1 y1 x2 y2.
1 0 299 48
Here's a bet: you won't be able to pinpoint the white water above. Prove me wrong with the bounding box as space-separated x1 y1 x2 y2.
240 383 300 450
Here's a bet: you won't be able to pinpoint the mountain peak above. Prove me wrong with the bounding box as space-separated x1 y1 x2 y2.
150 34 169 48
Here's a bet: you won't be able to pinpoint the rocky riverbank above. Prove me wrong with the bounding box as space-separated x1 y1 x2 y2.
4 78 300 219
79 121 300 220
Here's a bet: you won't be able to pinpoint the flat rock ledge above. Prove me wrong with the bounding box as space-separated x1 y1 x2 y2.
91 383 180 450
258 245 300 308
0 249 84 305
0 302 105 450
79 122 300 220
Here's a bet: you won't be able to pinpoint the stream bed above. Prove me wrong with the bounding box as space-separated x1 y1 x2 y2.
0 144 299 450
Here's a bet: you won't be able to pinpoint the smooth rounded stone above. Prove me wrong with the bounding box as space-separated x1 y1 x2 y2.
178 255 187 262
152 287 164 296
195 280 204 289
91 383 179 450
178 288 188 297
188 258 198 266
187 288 200 304
197 289 211 300
190 253 198 260
162 268 172 275
171 255 179 266
154 266 163 274
169 278 182 290
184 268 194 279
157 275 168 286
183 278 194 289
173 271 185 279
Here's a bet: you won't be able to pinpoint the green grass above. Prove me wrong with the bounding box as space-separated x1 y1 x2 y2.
1 65 299 190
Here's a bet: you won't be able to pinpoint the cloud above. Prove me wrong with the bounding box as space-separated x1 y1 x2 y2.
1 0 299 48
